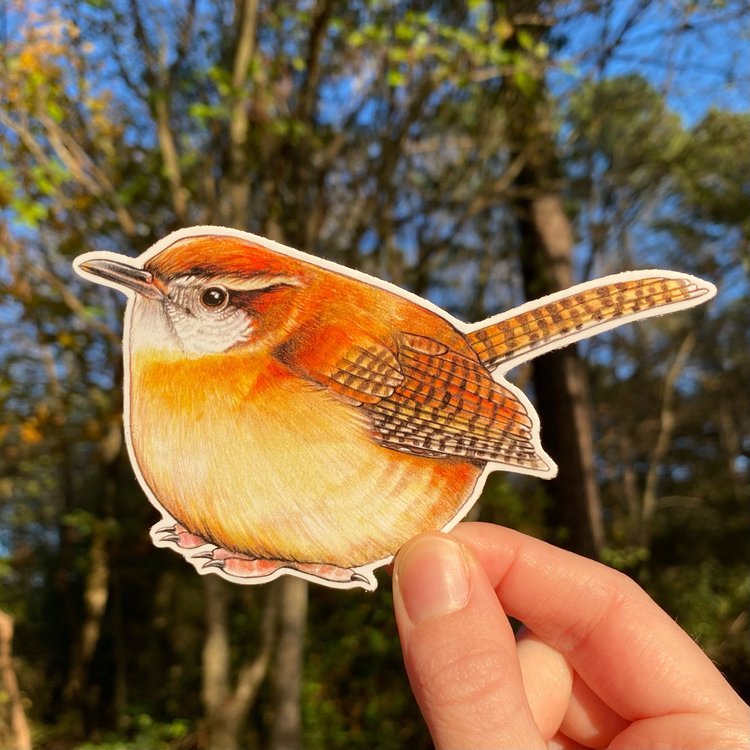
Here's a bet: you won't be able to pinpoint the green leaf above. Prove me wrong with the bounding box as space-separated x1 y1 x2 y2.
394 21 415 43
517 29 535 50
47 100 65 124
11 198 47 228
513 67 538 97
189 102 222 121
386 69 406 87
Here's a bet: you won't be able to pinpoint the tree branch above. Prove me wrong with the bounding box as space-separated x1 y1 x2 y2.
296 0 334 123
37 112 139 237
127 0 188 222
226 0 259 227
640 331 696 546
153 94 189 222
27 265 122 346
232 589 278 712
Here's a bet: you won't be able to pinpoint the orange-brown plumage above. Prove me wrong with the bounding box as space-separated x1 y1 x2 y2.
74 227 716 589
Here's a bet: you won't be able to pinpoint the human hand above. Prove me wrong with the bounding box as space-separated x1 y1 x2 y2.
392 522 750 749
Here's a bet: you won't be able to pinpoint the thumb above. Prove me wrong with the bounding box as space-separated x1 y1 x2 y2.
393 533 545 750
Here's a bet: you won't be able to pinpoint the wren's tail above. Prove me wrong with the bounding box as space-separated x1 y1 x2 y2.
466 271 716 372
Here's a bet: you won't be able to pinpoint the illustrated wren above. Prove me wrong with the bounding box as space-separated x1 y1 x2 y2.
75 226 716 589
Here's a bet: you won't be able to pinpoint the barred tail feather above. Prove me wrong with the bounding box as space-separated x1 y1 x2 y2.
467 271 716 372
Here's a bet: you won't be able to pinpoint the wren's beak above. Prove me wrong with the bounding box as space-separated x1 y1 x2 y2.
77 258 165 300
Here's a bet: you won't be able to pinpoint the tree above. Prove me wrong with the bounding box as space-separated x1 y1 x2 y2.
0 611 32 750
502 0 606 556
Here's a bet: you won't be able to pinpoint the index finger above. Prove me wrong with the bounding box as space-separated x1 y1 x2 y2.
451 522 747 723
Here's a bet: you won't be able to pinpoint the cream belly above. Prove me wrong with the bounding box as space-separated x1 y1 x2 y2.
129 352 480 567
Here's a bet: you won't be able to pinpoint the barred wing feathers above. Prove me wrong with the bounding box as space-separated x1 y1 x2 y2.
297 329 552 475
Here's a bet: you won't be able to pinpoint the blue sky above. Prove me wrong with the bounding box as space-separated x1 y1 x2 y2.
553 1 749 126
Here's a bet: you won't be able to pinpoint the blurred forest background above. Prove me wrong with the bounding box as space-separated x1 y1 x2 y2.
0 0 748 748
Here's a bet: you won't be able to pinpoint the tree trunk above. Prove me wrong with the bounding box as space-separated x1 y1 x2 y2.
269 578 308 750
514 157 606 559
504 3 605 557
201 576 237 750
201 576 278 750
0 611 32 750
62 518 111 713
63 415 121 728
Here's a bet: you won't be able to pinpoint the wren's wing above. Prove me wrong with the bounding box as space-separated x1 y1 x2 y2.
291 329 552 475
366 333 552 474
467 272 715 372
320 340 404 404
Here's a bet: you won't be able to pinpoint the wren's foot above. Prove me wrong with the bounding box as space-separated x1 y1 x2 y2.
155 523 210 550
196 547 368 585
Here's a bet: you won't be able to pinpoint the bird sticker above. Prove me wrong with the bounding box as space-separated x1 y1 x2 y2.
74 226 716 590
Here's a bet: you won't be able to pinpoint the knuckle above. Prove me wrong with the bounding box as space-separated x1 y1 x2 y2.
553 575 634 654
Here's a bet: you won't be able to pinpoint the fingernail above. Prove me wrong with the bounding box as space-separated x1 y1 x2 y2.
395 535 470 625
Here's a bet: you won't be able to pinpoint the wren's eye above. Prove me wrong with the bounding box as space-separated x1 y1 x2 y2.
200 286 228 309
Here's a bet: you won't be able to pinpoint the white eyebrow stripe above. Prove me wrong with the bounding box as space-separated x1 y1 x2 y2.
179 274 301 291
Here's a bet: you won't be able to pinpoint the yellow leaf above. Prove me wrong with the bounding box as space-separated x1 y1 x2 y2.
20 423 43 445
493 18 514 41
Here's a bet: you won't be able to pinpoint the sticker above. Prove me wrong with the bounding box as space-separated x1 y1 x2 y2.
74 226 716 590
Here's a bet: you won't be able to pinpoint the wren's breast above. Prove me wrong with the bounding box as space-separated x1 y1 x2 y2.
128 349 481 567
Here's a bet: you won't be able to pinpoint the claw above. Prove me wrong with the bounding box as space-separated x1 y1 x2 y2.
191 550 216 560
154 524 210 550
202 559 225 569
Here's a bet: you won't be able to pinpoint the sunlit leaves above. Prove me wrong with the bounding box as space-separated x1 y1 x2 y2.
567 74 686 190
678 110 750 231
345 7 546 91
